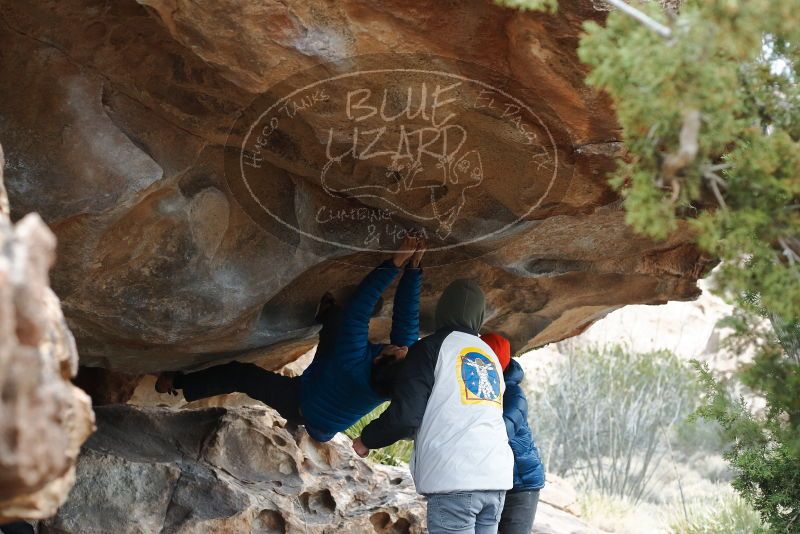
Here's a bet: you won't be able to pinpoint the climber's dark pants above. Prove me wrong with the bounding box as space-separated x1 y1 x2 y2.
175 361 302 423
0 523 34 534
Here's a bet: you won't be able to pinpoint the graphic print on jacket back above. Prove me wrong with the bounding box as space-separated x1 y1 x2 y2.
457 347 502 405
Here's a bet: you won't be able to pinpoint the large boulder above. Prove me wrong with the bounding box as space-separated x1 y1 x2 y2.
0 0 712 374
0 145 95 522
41 405 426 533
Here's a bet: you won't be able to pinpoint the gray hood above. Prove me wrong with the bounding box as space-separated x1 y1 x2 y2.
434 279 485 334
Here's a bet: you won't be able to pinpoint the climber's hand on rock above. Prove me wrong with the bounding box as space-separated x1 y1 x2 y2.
410 238 426 268
352 437 370 458
155 372 178 396
392 235 418 267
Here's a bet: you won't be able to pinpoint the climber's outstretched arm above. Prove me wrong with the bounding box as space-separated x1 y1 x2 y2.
389 241 424 348
334 236 419 364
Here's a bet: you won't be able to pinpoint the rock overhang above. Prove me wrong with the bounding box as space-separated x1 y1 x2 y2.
0 0 712 373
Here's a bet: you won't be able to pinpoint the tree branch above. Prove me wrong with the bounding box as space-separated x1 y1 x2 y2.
704 171 728 210
778 237 800 265
662 110 701 177
660 109 701 202
605 0 673 38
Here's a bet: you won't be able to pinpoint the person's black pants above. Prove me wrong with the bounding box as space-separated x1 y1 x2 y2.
0 522 34 534
175 361 302 423
498 489 539 534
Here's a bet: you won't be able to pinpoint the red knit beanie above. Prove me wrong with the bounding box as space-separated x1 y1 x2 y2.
481 332 511 370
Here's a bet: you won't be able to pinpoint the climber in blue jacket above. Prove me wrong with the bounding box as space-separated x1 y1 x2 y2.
156 235 425 442
481 333 546 534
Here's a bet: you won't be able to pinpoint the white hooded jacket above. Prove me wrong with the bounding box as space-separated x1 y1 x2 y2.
410 330 513 494
361 279 513 495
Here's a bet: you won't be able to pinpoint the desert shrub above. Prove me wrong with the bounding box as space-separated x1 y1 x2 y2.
694 345 800 532
345 403 413 466
667 492 765 534
531 344 699 502
673 416 725 459
671 416 732 483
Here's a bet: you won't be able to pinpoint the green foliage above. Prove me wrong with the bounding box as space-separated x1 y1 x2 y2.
691 297 800 532
577 0 800 322
499 0 800 529
667 492 766 534
495 0 557 13
531 344 698 502
502 0 800 321
344 403 413 466
692 329 800 532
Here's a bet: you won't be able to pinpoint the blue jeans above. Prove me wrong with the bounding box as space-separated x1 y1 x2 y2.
426 491 506 534
498 489 540 534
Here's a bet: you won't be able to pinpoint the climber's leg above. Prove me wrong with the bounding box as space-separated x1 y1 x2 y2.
0 522 34 534
174 361 301 422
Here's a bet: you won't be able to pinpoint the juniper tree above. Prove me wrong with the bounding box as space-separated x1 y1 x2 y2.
497 0 800 530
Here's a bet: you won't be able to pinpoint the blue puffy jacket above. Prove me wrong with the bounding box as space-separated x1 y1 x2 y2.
300 260 421 442
503 359 545 491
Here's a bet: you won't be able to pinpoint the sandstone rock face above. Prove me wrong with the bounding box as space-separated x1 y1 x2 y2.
0 145 95 522
42 405 426 533
0 0 711 374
